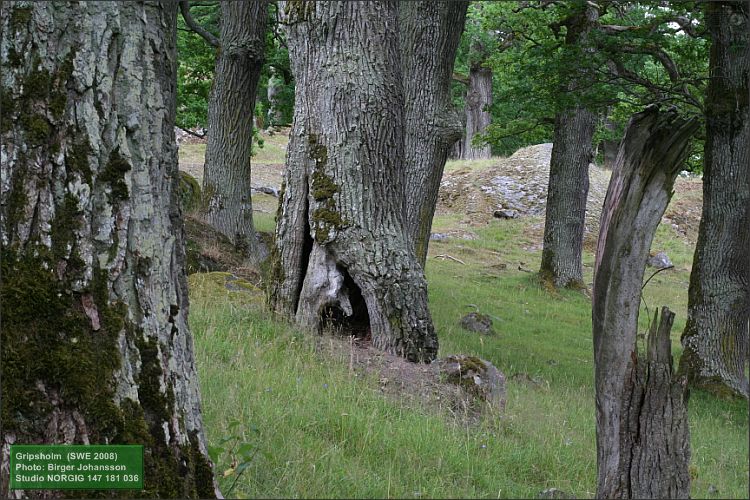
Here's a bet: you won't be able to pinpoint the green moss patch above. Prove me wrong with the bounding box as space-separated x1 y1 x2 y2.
10 6 32 30
0 250 123 441
100 149 131 202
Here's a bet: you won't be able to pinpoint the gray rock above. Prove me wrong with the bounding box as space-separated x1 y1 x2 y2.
537 488 572 499
434 355 506 411
459 312 494 334
647 251 673 269
429 232 449 241
493 209 518 219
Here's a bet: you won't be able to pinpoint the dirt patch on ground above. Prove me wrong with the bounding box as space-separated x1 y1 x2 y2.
312 333 500 422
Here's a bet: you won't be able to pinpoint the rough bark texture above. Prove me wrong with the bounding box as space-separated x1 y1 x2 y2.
0 2 217 497
540 106 595 288
539 4 598 289
462 64 492 160
679 0 750 398
625 307 690 499
400 0 468 266
271 1 438 362
593 105 698 499
202 0 268 262
451 60 493 162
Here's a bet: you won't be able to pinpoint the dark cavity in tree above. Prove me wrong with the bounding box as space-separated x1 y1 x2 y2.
320 268 370 340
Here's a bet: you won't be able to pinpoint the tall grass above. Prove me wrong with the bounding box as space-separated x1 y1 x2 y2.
190 215 748 498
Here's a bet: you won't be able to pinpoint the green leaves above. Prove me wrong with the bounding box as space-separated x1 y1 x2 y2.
208 418 262 496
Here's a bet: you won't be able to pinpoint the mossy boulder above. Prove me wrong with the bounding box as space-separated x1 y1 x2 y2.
434 355 506 411
459 312 495 335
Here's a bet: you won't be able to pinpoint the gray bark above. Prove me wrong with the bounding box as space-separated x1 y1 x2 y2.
679 0 750 398
459 63 492 160
463 65 493 160
540 106 595 288
593 105 698 499
271 1 438 362
540 4 598 289
202 0 268 262
400 0 468 265
0 2 217 497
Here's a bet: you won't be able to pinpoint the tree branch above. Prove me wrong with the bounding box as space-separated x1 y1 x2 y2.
179 0 220 48
618 44 681 82
176 125 206 139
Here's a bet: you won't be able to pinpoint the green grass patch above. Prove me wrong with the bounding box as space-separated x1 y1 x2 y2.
190 207 748 499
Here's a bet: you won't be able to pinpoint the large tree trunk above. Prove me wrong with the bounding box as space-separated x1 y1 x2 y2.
679 0 750 398
460 63 492 160
593 106 698 499
202 0 268 262
539 4 598 289
270 1 438 362
0 2 217 498
540 106 595 288
400 1 468 265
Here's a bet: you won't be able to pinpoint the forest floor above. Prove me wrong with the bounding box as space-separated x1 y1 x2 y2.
180 131 748 499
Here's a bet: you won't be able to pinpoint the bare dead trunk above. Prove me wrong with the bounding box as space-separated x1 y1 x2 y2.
462 64 492 160
270 1 438 362
540 106 595 288
593 105 698 499
0 2 217 497
202 0 268 262
679 0 750 398
400 0 468 265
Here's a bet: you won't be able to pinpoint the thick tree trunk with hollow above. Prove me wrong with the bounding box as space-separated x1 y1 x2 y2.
679 0 749 398
0 2 217 497
400 0 467 265
540 106 595 288
202 0 268 262
270 1 438 362
593 105 698 499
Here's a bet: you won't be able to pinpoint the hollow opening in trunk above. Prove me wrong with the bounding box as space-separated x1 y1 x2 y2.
321 268 370 340
295 208 315 311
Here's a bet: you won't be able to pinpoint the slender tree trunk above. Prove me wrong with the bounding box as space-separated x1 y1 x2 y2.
462 64 492 160
679 0 750 398
0 2 217 497
593 106 698 499
270 1 438 362
202 0 268 262
400 0 468 265
540 106 595 288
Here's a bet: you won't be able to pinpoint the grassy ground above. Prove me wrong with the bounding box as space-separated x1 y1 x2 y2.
189 172 749 498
